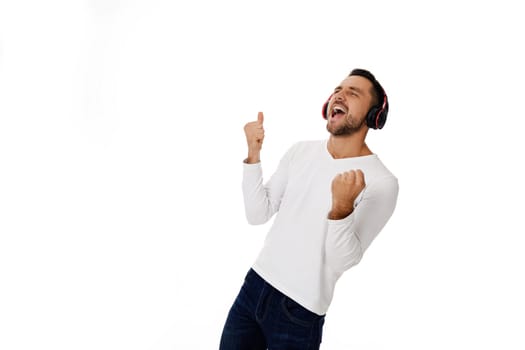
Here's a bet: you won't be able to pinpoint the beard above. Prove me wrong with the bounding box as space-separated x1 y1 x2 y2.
326 114 366 136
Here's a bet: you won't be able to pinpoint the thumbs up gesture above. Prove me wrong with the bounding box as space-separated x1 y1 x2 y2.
244 112 265 164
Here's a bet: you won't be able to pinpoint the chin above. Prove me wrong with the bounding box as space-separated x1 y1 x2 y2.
326 121 364 136
327 126 351 136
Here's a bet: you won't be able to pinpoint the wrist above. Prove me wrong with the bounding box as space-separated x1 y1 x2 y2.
328 204 353 220
328 210 353 220
245 150 260 164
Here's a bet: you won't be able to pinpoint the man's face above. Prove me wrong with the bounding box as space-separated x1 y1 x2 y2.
326 75 375 136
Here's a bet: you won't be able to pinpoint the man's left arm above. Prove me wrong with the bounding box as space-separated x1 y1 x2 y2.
325 172 399 277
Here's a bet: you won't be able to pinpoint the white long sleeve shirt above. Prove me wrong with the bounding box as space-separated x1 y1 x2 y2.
243 139 399 315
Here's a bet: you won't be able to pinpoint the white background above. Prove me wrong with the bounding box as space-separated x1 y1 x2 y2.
1 0 524 349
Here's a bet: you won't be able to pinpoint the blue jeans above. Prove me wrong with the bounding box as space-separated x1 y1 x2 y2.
219 268 325 349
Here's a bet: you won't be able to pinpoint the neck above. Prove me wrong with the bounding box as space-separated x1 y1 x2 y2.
327 130 372 159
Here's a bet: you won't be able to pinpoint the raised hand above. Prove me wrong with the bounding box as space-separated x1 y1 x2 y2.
328 169 366 219
244 112 265 163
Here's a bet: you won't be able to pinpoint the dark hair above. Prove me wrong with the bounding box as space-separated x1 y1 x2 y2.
348 69 386 108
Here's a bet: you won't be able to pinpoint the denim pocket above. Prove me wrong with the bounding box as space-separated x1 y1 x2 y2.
281 296 317 327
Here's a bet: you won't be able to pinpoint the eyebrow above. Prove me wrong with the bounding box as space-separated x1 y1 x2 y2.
349 86 364 94
333 85 364 94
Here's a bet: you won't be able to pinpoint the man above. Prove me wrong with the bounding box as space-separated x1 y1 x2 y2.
219 69 399 349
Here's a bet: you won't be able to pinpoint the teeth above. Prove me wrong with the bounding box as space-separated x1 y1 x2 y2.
333 106 346 115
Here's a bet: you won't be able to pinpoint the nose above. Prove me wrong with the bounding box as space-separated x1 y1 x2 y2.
333 91 344 102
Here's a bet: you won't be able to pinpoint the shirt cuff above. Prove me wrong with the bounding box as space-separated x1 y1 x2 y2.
243 160 263 178
243 159 261 166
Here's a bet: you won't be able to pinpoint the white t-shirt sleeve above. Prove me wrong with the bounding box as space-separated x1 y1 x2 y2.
325 175 399 276
242 145 296 225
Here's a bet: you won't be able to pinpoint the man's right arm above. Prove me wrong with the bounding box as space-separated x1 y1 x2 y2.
242 112 291 225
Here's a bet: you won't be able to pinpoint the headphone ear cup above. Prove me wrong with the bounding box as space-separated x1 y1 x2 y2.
366 107 380 129
376 102 388 129
366 101 389 129
322 94 333 119
322 100 329 119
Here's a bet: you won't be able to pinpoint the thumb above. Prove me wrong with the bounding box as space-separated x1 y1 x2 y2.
257 111 264 124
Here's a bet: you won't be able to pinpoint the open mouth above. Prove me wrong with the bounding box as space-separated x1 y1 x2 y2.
331 105 347 119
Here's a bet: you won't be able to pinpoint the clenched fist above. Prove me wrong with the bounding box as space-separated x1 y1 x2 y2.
328 169 366 219
244 112 265 164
